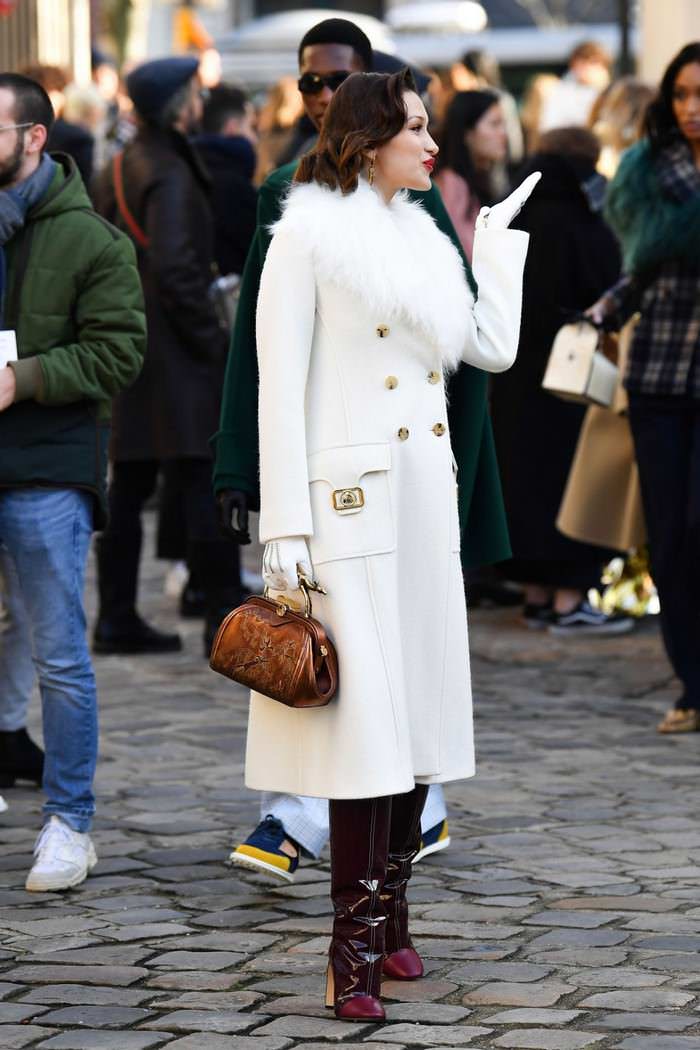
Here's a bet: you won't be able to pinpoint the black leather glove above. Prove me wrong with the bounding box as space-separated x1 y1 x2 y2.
216 488 251 544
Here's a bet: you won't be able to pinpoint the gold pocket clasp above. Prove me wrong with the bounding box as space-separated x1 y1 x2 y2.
331 487 365 513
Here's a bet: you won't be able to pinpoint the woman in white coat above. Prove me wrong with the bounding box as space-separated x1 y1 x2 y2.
252 69 539 1020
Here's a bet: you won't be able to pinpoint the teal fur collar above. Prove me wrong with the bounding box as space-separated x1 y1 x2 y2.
605 139 700 276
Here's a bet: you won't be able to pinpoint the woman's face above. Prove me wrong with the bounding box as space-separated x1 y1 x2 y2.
466 102 507 167
672 61 700 145
373 90 438 196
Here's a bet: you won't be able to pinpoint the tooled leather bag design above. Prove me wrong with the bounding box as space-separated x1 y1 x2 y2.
209 579 338 708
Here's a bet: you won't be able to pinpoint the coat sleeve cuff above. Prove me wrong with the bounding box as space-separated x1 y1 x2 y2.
9 357 43 402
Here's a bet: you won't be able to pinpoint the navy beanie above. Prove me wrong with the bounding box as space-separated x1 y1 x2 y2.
127 56 199 122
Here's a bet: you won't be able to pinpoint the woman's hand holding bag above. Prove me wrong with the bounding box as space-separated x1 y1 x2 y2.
211 543 337 709
476 171 542 230
263 537 314 593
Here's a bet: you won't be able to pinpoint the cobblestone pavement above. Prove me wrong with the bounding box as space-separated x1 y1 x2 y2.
2 517 700 1050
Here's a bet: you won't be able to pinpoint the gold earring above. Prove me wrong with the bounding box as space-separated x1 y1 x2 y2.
368 155 375 185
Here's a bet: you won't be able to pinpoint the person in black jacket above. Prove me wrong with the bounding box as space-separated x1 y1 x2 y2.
93 57 240 656
194 84 258 276
490 126 633 636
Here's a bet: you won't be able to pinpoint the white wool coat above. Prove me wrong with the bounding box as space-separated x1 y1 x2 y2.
245 179 529 799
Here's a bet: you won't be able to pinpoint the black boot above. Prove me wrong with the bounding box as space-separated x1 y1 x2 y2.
188 540 244 658
93 534 182 654
327 796 391 1020
0 728 44 788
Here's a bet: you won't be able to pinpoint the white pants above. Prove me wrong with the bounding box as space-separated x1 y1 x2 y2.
260 784 447 857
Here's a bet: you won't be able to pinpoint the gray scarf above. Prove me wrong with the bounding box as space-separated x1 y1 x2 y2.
0 154 57 326
0 153 57 245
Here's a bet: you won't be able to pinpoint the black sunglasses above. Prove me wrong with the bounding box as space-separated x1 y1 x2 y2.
297 71 351 96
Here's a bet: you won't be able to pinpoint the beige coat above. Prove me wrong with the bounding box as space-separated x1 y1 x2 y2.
245 180 528 799
558 316 647 552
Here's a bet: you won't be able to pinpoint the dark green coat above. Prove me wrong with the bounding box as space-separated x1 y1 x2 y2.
212 161 510 568
0 155 146 527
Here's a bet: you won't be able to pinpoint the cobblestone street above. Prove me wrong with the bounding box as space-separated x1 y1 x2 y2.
2 518 700 1050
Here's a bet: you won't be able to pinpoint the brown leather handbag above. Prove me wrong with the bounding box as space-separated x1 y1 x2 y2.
209 575 338 708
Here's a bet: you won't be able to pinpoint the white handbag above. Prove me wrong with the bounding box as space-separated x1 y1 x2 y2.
542 321 619 409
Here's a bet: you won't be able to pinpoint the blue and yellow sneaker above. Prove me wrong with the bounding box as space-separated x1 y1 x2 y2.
413 819 450 864
228 815 299 882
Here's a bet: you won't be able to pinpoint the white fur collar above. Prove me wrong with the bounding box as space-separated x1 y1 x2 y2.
271 179 473 370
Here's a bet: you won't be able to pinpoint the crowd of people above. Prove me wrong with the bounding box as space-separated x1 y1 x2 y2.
0 16 699 1022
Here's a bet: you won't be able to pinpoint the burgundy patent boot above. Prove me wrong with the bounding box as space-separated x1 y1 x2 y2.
327 796 391 1020
382 785 428 981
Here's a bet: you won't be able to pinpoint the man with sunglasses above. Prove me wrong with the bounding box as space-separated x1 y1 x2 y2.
213 19 510 880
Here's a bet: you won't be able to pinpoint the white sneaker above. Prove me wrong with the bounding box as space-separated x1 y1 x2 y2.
0 795 7 813
25 815 97 892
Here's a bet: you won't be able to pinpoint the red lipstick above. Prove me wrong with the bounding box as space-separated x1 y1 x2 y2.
423 159 435 173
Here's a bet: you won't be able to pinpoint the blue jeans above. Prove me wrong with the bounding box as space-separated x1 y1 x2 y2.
0 489 98 832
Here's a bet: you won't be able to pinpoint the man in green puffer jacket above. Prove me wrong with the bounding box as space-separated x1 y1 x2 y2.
0 74 145 892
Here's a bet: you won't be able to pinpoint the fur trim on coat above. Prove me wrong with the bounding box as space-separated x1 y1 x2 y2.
605 139 700 275
271 178 474 371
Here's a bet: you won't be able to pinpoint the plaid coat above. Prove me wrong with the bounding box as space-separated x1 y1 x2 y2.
604 136 700 398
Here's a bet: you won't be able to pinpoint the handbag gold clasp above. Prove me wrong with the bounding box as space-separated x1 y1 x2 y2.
264 572 326 619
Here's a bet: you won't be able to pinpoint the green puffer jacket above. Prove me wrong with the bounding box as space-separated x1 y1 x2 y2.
0 154 146 527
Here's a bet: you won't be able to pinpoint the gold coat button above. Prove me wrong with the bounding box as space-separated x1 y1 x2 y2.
427 370 441 384
385 376 398 390
432 422 446 436
376 325 390 338
397 427 410 441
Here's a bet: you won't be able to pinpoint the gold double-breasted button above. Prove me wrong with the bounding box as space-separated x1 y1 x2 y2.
427 370 441 384
385 376 398 390
376 325 390 338
397 427 410 441
432 423 446 436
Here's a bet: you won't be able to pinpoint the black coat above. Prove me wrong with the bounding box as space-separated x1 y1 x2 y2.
490 153 622 570
95 127 227 461
193 133 257 276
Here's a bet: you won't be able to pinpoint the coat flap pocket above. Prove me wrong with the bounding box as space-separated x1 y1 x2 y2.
308 443 391 488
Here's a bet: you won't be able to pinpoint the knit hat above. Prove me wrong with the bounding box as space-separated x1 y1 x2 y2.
127 56 199 122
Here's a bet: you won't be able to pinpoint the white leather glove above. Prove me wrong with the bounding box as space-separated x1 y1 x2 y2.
262 537 313 593
476 171 542 231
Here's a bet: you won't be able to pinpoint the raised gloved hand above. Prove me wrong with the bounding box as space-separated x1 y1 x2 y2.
216 489 251 544
476 171 542 231
262 537 314 593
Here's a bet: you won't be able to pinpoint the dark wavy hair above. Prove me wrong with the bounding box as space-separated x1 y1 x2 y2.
434 89 500 207
295 68 416 194
644 41 700 153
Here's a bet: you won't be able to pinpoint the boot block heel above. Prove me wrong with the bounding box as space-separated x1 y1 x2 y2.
325 964 334 1009
383 947 424 980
